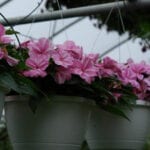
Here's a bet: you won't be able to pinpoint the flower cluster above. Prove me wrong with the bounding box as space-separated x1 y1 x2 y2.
21 39 98 84
0 24 150 117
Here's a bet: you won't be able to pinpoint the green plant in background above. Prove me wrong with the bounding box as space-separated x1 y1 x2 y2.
45 0 150 52
144 137 150 150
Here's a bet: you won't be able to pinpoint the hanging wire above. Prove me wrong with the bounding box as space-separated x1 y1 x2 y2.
0 13 21 47
24 16 37 41
47 7 54 39
49 17 85 39
116 0 132 59
8 0 44 41
48 19 53 39
19 33 37 40
56 0 68 40
50 21 57 41
18 0 44 24
23 0 44 41
116 0 121 62
91 3 115 52
100 36 131 58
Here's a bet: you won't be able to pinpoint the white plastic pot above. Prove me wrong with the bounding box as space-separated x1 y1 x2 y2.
5 95 92 150
86 101 150 150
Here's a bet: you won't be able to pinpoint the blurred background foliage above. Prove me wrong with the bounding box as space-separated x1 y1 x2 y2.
45 0 150 52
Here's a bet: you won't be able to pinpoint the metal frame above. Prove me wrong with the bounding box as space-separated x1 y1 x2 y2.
50 17 85 39
100 36 131 58
0 0 12 8
1 0 150 26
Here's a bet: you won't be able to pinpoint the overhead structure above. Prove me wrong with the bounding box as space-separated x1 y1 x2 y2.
0 0 12 8
50 17 85 39
100 37 131 58
1 0 150 26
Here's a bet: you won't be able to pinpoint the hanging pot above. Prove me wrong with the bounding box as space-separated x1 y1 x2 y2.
0 92 5 122
86 100 150 150
5 95 92 150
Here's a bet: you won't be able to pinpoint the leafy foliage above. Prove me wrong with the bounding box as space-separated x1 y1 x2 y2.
0 24 149 119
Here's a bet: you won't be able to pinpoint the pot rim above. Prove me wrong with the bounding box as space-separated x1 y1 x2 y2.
5 95 150 107
136 100 150 106
4 95 94 104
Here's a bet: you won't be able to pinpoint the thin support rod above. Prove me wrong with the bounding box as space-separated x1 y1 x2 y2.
50 17 85 39
1 0 150 26
51 21 57 39
100 36 131 58
0 0 12 8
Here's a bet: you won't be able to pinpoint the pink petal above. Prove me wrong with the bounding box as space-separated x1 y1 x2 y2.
0 24 5 36
55 67 72 84
23 69 47 77
6 56 19 66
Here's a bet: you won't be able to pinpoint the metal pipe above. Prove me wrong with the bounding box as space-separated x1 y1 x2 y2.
50 17 85 39
100 36 131 58
0 0 12 8
1 0 150 26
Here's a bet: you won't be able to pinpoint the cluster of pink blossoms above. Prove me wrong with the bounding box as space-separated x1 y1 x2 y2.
20 38 150 100
120 59 150 100
0 23 150 101
22 39 99 84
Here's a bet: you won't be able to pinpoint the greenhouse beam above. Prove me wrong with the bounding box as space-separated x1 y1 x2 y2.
0 0 12 8
50 17 85 39
0 0 150 26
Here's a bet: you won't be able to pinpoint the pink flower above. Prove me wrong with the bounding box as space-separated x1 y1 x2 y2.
5 55 19 66
0 48 5 59
144 77 150 89
50 49 74 68
57 41 83 59
20 40 31 49
55 67 72 84
113 93 122 101
23 69 47 78
28 38 53 59
129 62 146 80
71 57 98 84
98 57 121 77
0 24 12 44
127 58 134 64
23 54 49 77
133 81 148 100
121 68 140 89
86 53 100 64
0 48 19 66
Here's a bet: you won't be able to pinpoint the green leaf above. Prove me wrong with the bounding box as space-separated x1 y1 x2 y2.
5 29 20 35
101 104 130 121
28 98 37 114
0 85 10 94
0 72 38 96
92 81 117 101
28 97 41 114
0 72 20 93
17 76 38 97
